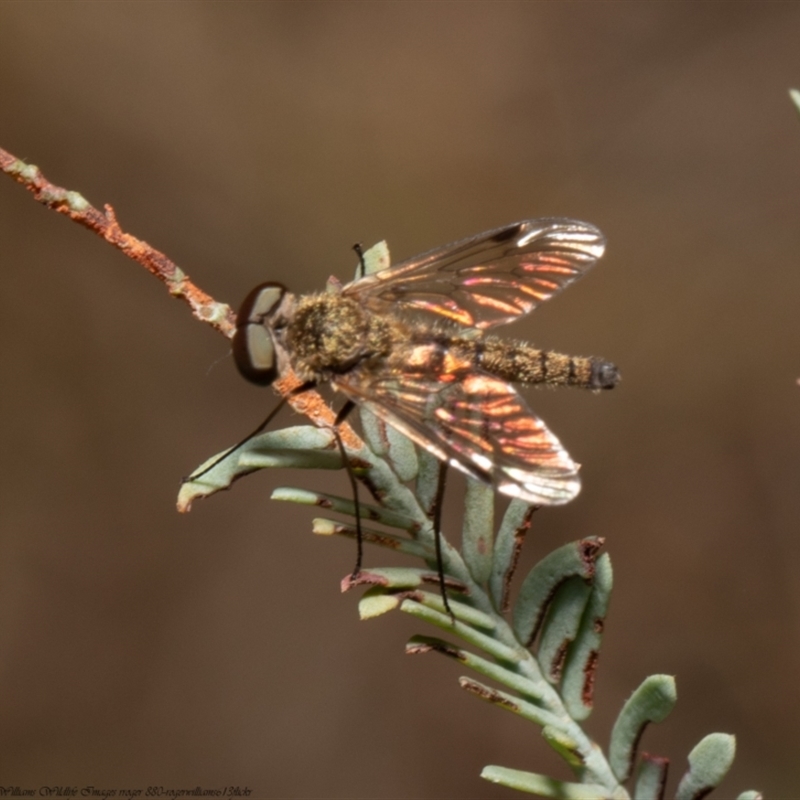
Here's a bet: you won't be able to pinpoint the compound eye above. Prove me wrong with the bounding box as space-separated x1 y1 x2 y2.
238 282 286 324
233 323 277 385
233 282 286 385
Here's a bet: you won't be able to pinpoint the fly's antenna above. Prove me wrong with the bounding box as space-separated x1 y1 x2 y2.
182 380 317 484
204 349 232 378
352 242 366 280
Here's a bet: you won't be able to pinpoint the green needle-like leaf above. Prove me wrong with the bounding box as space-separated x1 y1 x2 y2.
609 675 676 782
459 677 559 728
244 426 336 450
358 587 495 628
415 449 441 516
481 766 612 799
513 538 604 647
358 587 403 619
385 423 419 482
490 500 536 611
178 426 340 510
271 487 419 531
541 726 584 771
359 407 389 457
462 478 495 585
361 239 391 275
560 552 613 720
399 589 496 629
790 88 800 118
405 635 547 703
359 407 419 481
343 566 459 590
633 754 669 800
537 576 592 685
675 733 736 800
399 600 524 664
239 449 343 470
311 518 432 559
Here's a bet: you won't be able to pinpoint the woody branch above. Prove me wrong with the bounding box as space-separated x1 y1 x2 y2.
0 145 361 449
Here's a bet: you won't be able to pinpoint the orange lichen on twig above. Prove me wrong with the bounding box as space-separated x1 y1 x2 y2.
0 146 236 338
0 145 361 449
274 372 361 449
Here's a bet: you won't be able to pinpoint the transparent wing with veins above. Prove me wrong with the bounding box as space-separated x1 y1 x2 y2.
344 218 605 330
334 363 581 506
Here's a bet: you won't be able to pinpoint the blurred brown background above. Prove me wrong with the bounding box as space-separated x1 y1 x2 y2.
1 2 799 797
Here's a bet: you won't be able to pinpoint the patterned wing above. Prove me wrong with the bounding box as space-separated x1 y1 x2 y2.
334 365 580 506
344 218 605 330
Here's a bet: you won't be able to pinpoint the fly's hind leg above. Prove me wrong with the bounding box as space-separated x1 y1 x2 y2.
330 400 364 579
332 398 454 623
431 463 455 623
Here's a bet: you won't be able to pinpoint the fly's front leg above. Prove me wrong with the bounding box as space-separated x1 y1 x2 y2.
183 380 318 483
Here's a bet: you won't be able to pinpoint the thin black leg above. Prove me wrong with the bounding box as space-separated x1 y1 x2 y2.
183 380 317 483
432 463 454 622
331 400 362 578
352 242 366 280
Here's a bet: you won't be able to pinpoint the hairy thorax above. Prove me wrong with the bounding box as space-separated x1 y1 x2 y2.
285 293 393 380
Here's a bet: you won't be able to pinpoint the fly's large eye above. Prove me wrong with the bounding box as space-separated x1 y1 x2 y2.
233 324 277 385
238 282 286 324
233 283 286 385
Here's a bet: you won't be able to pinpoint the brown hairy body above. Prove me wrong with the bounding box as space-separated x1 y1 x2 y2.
283 292 616 391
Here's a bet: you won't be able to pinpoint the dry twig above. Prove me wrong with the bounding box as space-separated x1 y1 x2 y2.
0 145 361 449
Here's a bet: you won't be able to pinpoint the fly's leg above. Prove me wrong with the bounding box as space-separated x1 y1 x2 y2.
330 400 363 578
352 243 366 280
182 380 317 483
331 400 452 615
328 398 454 622
431 463 455 623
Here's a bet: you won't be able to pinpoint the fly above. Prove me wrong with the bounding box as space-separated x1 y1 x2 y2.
234 217 617 503
192 218 619 615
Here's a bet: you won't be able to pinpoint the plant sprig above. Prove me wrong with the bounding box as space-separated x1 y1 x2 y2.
1 149 762 799
180 399 760 799
180 242 762 800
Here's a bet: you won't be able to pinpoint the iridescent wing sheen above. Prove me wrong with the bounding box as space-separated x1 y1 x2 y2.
343 218 605 330
333 365 580 506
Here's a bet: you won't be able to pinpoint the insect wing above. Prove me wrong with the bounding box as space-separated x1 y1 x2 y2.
343 218 605 330
333 365 580 506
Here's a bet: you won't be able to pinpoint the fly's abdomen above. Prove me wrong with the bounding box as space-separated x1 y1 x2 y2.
468 336 619 390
